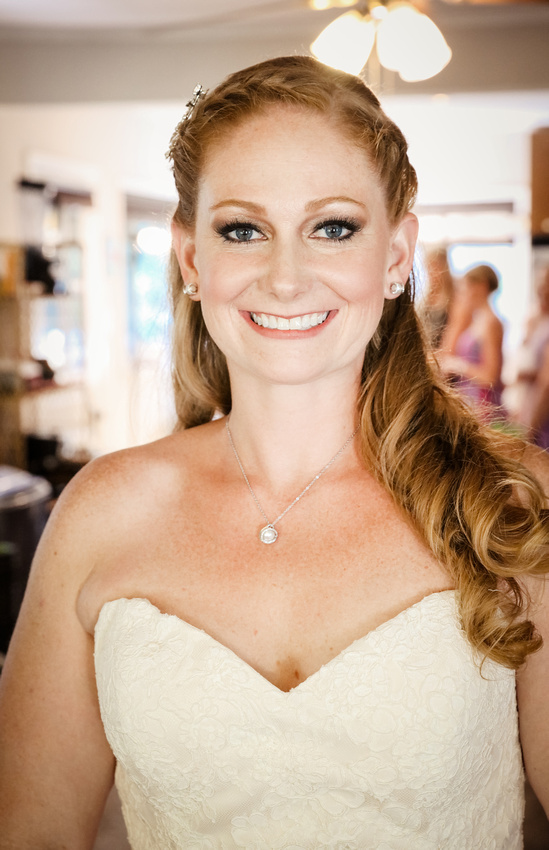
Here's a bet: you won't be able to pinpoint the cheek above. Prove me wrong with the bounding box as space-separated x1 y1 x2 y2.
336 262 386 309
198 301 236 365
326 242 388 289
197 252 257 300
195 260 247 348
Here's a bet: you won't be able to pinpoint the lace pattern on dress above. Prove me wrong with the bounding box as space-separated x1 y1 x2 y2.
94 591 524 850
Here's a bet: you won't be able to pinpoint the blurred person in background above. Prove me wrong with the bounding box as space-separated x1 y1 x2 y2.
419 246 454 349
438 263 504 420
513 266 549 448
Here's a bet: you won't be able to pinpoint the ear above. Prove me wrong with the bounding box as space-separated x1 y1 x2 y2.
171 221 200 300
384 212 419 299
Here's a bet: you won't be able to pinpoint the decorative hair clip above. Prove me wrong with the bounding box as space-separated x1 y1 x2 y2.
165 83 207 161
185 84 206 118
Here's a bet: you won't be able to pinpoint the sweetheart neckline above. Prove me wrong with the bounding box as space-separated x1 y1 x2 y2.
96 589 458 695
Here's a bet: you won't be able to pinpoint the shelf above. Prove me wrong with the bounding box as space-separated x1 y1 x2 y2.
0 380 83 400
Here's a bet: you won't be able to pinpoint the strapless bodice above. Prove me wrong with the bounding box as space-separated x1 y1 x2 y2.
94 590 524 849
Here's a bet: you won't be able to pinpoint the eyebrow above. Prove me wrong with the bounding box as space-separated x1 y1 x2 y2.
210 199 265 214
306 196 367 212
209 196 367 214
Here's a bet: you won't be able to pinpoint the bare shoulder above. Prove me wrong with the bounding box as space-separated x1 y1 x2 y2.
60 428 195 501
54 423 216 530
31 425 218 599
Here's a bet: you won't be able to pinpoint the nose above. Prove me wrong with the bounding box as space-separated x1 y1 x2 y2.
258 238 312 302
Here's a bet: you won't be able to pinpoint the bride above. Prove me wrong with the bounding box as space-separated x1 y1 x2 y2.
0 56 548 849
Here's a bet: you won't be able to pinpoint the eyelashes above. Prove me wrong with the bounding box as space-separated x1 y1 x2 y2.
215 219 261 243
313 217 362 241
214 216 362 244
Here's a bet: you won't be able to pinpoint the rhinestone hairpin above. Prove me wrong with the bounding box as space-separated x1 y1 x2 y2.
185 84 205 117
166 83 207 161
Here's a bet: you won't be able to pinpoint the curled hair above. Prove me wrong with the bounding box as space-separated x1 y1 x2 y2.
359 277 548 669
166 55 548 669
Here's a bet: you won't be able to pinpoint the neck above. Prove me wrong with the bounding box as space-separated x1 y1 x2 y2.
225 371 360 493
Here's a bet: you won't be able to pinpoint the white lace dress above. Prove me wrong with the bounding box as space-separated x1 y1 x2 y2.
94 590 524 849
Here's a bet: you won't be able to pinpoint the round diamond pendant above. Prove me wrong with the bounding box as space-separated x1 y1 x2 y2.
260 525 278 544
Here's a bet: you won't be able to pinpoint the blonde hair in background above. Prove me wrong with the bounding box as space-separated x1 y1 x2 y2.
166 55 548 670
464 263 500 294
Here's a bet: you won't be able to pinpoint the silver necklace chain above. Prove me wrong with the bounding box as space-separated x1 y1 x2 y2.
225 418 359 545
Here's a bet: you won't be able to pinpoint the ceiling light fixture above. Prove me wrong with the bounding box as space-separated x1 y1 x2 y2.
309 0 357 9
310 0 452 82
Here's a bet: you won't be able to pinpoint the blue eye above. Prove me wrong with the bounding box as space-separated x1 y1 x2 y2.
323 223 346 239
216 221 261 242
314 218 360 241
232 226 256 241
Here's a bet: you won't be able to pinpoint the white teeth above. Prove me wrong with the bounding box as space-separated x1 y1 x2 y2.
251 311 329 330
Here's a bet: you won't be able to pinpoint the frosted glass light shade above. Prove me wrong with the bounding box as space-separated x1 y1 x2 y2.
309 0 356 8
310 11 376 75
376 4 452 81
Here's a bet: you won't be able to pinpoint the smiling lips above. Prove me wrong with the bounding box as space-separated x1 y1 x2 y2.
250 310 329 330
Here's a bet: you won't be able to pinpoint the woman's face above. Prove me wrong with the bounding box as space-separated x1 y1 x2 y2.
174 106 417 390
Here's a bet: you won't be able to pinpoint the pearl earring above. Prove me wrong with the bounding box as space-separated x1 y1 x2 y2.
183 282 198 296
389 281 405 296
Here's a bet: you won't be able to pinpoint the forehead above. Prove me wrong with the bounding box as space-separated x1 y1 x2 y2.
206 103 361 148
197 105 384 207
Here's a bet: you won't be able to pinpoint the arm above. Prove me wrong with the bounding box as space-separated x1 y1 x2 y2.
439 314 503 387
0 462 116 849
438 296 472 354
518 589 549 817
515 316 538 383
526 342 549 437
467 314 503 386
516 446 549 817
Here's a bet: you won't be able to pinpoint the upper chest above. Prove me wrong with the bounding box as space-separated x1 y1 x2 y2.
81 468 452 691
